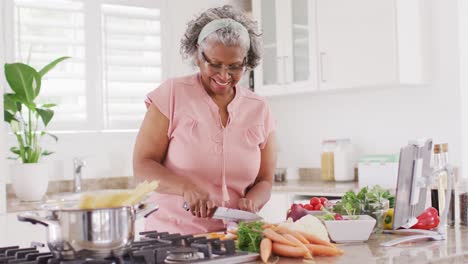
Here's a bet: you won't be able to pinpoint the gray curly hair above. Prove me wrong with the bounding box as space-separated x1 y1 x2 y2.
180 5 262 70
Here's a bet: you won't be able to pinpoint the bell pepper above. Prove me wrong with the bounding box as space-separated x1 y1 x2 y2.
411 207 440 230
383 208 394 230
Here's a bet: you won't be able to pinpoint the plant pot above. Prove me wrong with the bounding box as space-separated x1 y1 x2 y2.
11 162 49 201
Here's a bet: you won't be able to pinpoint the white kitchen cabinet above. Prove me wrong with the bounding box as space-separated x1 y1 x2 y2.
316 0 426 90
252 0 426 95
252 0 318 96
258 192 291 223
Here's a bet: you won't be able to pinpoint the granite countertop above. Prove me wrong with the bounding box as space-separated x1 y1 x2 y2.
6 177 134 213
6 178 360 213
253 226 468 264
5 168 363 213
272 179 360 196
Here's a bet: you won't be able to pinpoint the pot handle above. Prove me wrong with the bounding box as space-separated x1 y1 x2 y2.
135 202 159 218
17 212 56 227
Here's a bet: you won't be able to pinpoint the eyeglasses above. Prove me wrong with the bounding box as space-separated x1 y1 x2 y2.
200 52 246 76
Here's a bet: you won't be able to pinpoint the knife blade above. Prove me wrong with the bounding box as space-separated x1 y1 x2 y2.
211 206 263 222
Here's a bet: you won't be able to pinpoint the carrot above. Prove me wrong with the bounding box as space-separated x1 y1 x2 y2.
262 223 278 229
296 230 336 248
263 228 296 247
282 234 313 259
272 242 309 258
275 225 309 244
260 238 272 263
305 244 344 257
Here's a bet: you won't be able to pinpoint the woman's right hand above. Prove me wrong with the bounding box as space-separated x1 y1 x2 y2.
182 183 216 218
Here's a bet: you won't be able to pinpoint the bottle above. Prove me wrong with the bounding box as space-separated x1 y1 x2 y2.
321 140 336 181
441 143 455 226
430 144 442 214
459 178 468 226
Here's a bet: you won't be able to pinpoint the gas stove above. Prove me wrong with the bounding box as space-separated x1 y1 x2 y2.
0 231 259 264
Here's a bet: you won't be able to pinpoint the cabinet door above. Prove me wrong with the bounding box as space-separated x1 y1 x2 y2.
289 0 312 84
253 0 317 96
316 0 398 90
258 0 280 86
258 192 290 223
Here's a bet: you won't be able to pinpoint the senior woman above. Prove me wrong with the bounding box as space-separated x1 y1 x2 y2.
133 5 277 234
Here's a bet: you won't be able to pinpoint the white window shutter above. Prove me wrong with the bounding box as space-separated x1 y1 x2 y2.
101 4 162 129
14 0 87 129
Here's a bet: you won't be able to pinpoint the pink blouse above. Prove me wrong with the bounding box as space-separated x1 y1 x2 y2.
144 74 275 235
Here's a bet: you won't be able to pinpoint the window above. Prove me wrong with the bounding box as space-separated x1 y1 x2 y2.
14 0 87 128
8 0 162 131
101 4 161 129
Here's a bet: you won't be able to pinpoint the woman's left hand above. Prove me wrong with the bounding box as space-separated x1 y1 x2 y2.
238 198 258 213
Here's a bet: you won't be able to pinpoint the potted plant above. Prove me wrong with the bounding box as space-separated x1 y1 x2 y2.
3 56 70 201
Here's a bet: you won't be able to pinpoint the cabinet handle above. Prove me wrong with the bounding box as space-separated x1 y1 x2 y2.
320 52 327 83
283 56 289 85
277 56 285 85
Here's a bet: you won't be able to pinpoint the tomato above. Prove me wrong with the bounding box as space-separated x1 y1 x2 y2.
304 204 314 211
314 204 324 211
319 197 328 205
310 197 321 206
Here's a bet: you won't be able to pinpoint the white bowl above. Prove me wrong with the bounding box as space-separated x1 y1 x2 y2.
323 215 376 243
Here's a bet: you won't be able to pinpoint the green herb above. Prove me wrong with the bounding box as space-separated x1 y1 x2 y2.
333 185 394 219
236 221 264 253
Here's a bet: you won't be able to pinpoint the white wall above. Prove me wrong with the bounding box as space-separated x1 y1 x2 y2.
459 0 468 179
268 0 462 170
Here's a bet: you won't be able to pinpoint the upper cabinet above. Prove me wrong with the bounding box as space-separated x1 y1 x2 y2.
252 0 318 96
252 0 428 96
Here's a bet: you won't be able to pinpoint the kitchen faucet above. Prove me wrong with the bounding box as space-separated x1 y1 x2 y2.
73 158 86 193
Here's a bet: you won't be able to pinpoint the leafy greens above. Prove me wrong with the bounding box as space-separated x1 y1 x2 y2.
333 185 395 217
236 221 264 252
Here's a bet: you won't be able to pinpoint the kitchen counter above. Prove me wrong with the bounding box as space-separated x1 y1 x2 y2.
272 179 361 196
254 226 468 264
6 177 361 213
1 208 467 263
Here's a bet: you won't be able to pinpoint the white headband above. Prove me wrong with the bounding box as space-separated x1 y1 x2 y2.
197 18 250 46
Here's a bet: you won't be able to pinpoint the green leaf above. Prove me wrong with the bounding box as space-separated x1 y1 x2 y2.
41 103 56 108
4 63 38 103
41 150 54 156
32 69 42 98
4 111 17 123
3 93 19 113
38 56 70 77
9 147 20 155
36 108 54 126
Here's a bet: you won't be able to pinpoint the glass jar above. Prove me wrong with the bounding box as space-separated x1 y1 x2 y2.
321 140 337 181
459 178 468 226
334 139 355 182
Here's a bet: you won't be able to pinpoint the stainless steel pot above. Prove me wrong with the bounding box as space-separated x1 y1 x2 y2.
18 201 158 260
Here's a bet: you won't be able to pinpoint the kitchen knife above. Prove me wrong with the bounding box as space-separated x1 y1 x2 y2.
211 206 263 222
